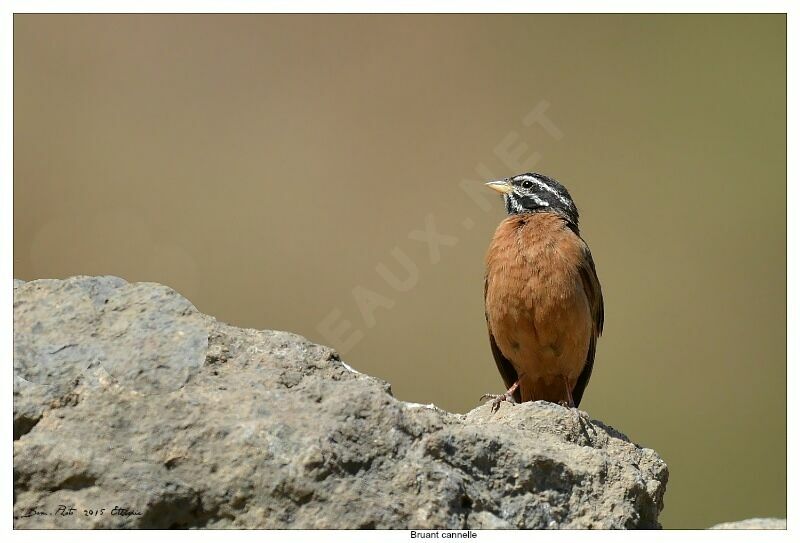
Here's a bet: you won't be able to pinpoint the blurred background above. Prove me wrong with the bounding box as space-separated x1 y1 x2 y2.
14 14 785 528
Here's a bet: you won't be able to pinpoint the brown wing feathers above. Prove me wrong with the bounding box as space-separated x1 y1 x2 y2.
571 243 604 408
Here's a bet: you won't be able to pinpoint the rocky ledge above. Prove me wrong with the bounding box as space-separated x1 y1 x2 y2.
13 276 668 529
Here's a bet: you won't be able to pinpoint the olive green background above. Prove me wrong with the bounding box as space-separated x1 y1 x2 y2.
13 14 786 528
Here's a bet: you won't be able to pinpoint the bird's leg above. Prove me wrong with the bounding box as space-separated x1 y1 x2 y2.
480 380 520 413
559 376 576 409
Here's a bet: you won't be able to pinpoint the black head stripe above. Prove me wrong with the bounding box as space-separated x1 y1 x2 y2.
505 172 580 227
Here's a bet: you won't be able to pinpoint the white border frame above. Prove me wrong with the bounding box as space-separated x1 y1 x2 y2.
2 2 793 542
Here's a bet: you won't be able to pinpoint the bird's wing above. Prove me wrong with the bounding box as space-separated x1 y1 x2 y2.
484 277 522 403
572 242 604 408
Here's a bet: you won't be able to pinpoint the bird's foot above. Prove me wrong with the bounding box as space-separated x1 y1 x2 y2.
480 380 520 413
480 391 517 413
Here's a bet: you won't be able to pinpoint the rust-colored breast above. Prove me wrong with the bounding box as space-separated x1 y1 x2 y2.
484 213 592 403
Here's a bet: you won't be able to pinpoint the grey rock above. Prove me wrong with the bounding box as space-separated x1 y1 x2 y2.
710 518 786 529
13 276 668 529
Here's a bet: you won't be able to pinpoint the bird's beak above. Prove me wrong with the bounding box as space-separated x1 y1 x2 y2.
485 179 513 195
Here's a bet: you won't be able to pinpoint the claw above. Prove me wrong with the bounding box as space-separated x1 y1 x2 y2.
480 379 521 413
481 392 517 412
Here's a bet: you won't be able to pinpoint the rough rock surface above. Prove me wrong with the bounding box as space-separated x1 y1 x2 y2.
710 518 786 529
13 276 668 529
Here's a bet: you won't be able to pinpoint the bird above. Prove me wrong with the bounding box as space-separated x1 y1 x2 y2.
481 172 603 411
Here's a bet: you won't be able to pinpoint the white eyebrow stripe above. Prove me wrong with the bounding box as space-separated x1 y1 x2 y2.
515 174 574 209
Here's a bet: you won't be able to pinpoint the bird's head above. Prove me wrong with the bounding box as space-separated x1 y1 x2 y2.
485 172 579 227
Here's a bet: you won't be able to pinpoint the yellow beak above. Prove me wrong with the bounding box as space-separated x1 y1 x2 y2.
485 179 513 195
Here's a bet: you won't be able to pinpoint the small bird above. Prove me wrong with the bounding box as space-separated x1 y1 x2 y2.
481 173 603 410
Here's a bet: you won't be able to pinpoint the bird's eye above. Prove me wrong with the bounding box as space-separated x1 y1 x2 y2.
521 180 533 189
